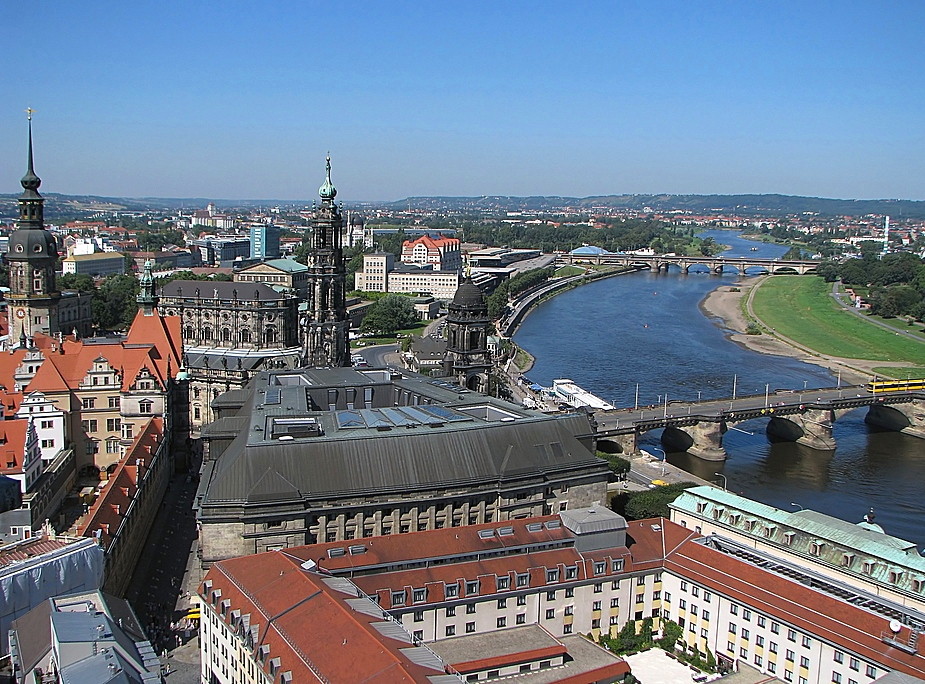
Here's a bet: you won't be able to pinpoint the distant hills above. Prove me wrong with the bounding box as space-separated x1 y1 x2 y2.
389 194 925 218
2 191 924 221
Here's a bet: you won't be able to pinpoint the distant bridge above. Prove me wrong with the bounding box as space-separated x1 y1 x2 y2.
592 388 925 461
558 253 819 275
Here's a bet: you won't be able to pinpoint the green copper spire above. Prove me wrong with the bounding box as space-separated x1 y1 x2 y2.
318 154 336 201
21 109 41 196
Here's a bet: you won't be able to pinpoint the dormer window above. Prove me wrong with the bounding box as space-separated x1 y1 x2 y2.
810 541 824 556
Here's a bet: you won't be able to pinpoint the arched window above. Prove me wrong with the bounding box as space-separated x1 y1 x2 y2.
202 327 213 342
221 328 232 343
264 327 277 345
185 326 195 340
239 329 251 344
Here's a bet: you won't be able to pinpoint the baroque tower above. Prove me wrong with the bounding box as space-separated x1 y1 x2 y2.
6 112 61 340
301 156 349 368
443 278 493 392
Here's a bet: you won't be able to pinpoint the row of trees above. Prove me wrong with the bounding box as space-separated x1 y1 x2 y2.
818 252 925 319
486 267 554 318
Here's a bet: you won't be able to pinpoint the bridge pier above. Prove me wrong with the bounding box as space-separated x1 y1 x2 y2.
766 408 836 450
865 400 925 438
597 433 637 456
662 422 727 461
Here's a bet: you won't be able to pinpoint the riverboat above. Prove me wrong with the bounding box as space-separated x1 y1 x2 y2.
548 379 615 410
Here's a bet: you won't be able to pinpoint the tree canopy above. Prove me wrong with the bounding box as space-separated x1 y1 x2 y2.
360 294 418 335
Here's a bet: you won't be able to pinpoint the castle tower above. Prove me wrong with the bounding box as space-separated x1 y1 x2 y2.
6 111 61 340
443 278 493 392
301 156 349 368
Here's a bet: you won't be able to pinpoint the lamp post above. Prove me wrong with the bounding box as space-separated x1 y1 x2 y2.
663 394 668 419
653 447 667 477
714 472 727 492
729 374 738 410
634 383 639 411
790 502 803 511
764 383 770 408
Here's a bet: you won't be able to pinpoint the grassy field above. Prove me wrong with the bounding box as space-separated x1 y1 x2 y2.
751 276 925 365
554 265 585 277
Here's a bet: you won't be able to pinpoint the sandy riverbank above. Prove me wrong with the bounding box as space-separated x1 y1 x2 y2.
699 280 872 384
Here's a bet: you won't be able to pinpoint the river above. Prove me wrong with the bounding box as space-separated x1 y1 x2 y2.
513 230 925 548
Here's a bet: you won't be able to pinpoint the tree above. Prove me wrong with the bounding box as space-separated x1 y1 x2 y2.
360 294 418 335
658 620 683 651
616 482 696 520
92 274 140 331
59 273 96 292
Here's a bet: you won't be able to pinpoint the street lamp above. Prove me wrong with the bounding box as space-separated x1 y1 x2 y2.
764 383 770 408
729 374 738 410
652 447 667 477
789 502 803 511
634 384 639 411
714 472 727 491
663 394 668 419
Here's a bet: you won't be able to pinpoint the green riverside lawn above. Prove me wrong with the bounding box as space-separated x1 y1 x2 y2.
751 276 925 370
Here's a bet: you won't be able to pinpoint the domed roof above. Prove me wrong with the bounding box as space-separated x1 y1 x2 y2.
452 279 485 308
8 227 58 261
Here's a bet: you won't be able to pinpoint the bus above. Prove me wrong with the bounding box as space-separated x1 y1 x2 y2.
866 378 925 394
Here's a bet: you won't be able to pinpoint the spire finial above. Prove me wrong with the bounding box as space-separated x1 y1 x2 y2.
21 109 41 193
319 153 337 201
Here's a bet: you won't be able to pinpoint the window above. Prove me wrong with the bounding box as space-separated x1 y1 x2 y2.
466 622 475 633
787 629 796 642
41 439 54 449
743 608 752 621
594 583 603 593
517 595 526 606
703 590 711 603
800 656 810 668
516 613 526 624
768 662 776 674
594 561 606 575
866 666 877 678
593 601 602 611
445 583 459 598
786 649 795 662
565 588 574 598
611 598 619 608
497 598 507 609
757 616 766 628
497 577 510 590
445 625 455 637
740 647 748 658
756 635 764 647
563 624 572 634
702 610 710 621
413 589 426 603
82 419 98 433
833 674 842 684
612 559 623 571
663 592 671 603
497 617 506 628
742 628 750 640
849 658 859 671
108 396 120 408
40 420 53 429
728 641 735 653
466 581 479 595
516 573 529 587
139 400 153 414
413 630 423 641
754 655 762 666
771 621 780 634
679 599 687 610
565 566 577 580
730 623 737 635
545 609 554 620
546 569 560 583
730 604 738 615
413 610 424 622
802 636 811 648
770 641 778 654
690 605 698 616
834 651 844 664
564 606 573 616
466 603 476 614
546 591 556 601
637 576 646 586
106 418 121 432
391 591 406 606
785 670 793 682
446 607 455 617
82 398 95 409
691 586 699 597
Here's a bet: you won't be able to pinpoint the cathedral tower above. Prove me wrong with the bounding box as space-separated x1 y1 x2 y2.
301 156 349 368
443 278 493 392
6 112 61 340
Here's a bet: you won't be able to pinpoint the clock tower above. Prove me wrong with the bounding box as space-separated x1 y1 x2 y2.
6 112 61 341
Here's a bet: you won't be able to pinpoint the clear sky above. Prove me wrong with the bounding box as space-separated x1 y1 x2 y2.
1 2 923 202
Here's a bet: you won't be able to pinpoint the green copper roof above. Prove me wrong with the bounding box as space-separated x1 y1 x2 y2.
319 155 336 201
264 258 308 273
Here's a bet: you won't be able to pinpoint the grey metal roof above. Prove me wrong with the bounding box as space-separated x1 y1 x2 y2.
559 504 626 535
159 279 290 301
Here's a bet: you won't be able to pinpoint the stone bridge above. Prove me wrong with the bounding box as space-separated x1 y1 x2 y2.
558 253 819 275
592 390 925 461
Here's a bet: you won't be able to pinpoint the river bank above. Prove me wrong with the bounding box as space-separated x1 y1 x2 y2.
699 280 871 384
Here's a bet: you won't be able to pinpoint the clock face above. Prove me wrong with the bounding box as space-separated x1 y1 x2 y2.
15 309 25 319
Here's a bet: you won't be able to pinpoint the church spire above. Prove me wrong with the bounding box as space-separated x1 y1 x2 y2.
137 259 157 315
318 154 336 201
21 109 41 197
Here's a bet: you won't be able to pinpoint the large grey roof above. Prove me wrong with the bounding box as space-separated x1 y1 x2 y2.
200 369 604 509
159 279 290 302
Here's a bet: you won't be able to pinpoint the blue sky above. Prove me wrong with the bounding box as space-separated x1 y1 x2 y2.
1 2 923 202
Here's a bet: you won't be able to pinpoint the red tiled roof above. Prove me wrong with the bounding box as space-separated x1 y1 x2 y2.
202 552 451 683
0 420 28 475
0 536 75 567
78 417 164 549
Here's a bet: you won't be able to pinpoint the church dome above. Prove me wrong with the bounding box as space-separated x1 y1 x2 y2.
452 280 485 308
